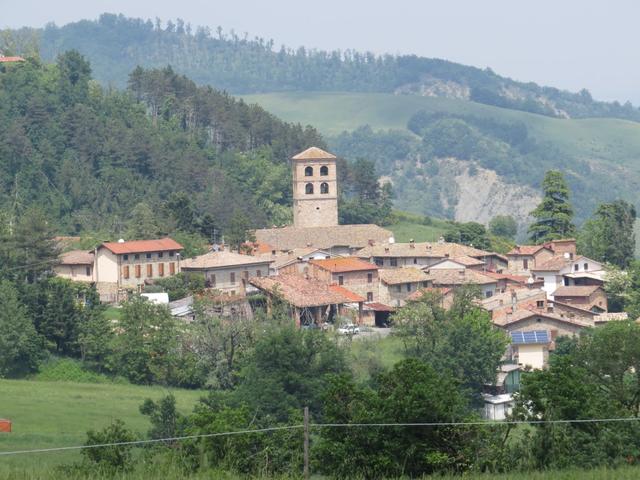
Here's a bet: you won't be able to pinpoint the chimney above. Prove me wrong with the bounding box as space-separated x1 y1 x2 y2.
384 247 390 253
409 239 415 249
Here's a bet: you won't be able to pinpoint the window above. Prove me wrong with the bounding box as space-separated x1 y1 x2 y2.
169 251 175 257
523 259 529 270
210 274 216 287
256 270 262 278
574 264 579 271
158 252 163 258
169 262 175 275
422 281 429 288
158 263 165 276
305 166 313 176
375 258 383 267
320 182 329 194
406 283 412 292
390 258 398 267
395 285 401 292
123 265 130 279
564 277 569 286
242 270 249 280
367 292 373 302
134 254 140 260
320 166 329 176
536 300 544 308
123 254 129 261
305 183 314 194
85 266 91 276
485 290 493 298
135 265 141 278
230 272 236 284
338 275 344 285
146 253 152 259
367 273 373 283
413 258 417 264
584 263 588 270
147 264 153 277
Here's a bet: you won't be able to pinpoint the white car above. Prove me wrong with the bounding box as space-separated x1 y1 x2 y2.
337 324 360 335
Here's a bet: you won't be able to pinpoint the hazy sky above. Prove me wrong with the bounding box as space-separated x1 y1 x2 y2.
2 0 639 104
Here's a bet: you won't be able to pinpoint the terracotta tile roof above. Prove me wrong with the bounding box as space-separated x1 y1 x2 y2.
451 255 486 267
357 241 494 259
249 274 353 307
364 302 395 312
99 238 183 255
309 257 377 273
531 255 571 271
255 224 393 251
59 250 94 265
406 287 452 302
480 288 545 311
291 146 336 160
181 250 273 269
494 308 592 328
551 301 597 317
552 285 602 297
481 271 529 283
0 56 25 63
424 268 498 286
507 245 552 256
379 267 429 285
328 284 365 302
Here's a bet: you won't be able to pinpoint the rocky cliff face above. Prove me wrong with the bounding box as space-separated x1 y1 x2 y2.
451 163 541 233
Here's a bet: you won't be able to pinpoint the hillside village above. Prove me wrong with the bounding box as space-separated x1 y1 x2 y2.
4 15 640 478
53 145 624 420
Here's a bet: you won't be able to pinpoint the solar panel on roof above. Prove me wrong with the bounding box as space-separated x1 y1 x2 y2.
510 330 549 344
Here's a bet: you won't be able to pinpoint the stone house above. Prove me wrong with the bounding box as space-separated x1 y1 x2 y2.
54 250 95 283
378 267 431 307
180 250 273 296
356 241 502 269
422 267 499 298
551 285 608 313
506 245 555 274
405 287 455 309
307 257 379 302
94 238 183 302
494 308 592 339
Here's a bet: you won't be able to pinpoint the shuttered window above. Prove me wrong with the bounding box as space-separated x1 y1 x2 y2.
169 263 175 275
147 264 153 277
158 263 165 276
123 265 129 279
135 265 141 278
230 272 236 284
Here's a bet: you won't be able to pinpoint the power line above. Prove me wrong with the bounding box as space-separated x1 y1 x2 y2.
0 424 304 456
3 417 640 457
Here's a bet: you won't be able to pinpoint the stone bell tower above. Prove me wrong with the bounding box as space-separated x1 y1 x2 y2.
291 147 339 228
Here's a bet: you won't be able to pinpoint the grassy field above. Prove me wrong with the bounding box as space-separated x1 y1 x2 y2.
242 91 640 170
0 379 204 472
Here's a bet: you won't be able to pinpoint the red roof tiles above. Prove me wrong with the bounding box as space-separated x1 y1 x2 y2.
328 284 365 303
99 238 183 255
0 56 25 63
309 257 377 273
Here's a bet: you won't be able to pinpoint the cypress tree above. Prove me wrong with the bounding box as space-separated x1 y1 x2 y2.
528 170 576 243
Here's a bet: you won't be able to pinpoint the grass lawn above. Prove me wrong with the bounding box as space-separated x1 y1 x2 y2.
348 333 405 381
0 379 204 472
104 306 122 321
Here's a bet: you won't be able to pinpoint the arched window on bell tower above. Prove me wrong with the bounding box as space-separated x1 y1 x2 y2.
305 166 313 176
305 183 314 194
320 166 329 176
320 182 329 194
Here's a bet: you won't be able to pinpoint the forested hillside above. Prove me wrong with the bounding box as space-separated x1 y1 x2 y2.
4 13 640 122
245 92 640 229
0 53 328 239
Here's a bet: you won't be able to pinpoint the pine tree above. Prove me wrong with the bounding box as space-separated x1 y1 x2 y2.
528 171 576 243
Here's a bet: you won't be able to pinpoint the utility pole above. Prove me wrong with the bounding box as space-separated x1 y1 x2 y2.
303 406 309 480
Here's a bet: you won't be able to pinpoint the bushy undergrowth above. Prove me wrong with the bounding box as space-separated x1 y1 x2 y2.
30 358 126 384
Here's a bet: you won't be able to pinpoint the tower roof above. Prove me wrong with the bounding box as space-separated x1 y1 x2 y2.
291 147 336 161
